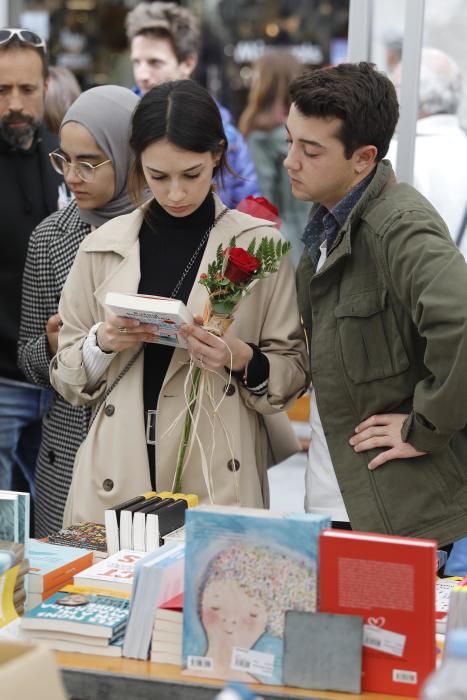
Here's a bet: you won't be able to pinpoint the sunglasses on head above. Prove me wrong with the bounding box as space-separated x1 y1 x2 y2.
0 28 46 51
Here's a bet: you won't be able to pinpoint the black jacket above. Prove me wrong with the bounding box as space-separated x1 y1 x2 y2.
0 126 62 380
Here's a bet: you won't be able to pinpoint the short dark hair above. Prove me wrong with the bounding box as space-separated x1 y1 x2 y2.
0 36 48 79
128 79 228 204
125 2 199 63
289 62 399 161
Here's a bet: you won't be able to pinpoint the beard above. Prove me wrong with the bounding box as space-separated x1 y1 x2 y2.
0 111 38 149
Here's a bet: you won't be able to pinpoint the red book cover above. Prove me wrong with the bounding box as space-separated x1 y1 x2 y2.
319 529 437 697
160 591 183 610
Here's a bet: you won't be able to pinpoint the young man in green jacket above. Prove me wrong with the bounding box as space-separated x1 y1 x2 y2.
287 61 467 547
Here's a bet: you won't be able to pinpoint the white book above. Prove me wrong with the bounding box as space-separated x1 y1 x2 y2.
145 512 161 552
123 542 185 660
26 634 124 657
162 526 185 544
105 291 193 349
155 608 183 624
150 649 181 665
132 510 161 553
21 628 112 646
73 549 146 593
151 638 182 654
153 631 182 645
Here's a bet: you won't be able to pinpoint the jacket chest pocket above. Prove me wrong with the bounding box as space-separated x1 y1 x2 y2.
335 289 409 384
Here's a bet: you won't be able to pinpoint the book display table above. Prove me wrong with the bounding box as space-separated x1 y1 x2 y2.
56 651 412 700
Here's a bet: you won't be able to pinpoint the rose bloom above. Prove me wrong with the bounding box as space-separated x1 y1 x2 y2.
224 247 260 284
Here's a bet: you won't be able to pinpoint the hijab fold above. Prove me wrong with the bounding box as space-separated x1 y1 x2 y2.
60 85 139 228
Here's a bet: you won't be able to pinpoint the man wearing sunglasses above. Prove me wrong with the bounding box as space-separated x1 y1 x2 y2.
0 28 62 500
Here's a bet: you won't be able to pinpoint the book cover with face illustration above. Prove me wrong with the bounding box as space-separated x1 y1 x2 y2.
182 505 330 685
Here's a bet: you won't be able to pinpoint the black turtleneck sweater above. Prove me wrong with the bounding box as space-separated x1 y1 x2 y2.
138 193 215 485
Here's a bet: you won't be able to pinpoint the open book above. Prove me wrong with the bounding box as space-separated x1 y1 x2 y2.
105 292 193 348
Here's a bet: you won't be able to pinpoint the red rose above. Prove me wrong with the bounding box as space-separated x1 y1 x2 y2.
224 247 260 284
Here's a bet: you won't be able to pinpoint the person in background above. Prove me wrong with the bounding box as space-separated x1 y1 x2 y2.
50 80 307 526
0 28 62 500
125 1 260 208
288 62 467 548
388 48 467 255
239 51 310 266
18 85 139 536
44 65 81 135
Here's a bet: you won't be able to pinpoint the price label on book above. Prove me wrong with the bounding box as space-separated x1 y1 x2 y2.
392 669 418 685
230 647 274 677
363 624 406 657
187 655 213 671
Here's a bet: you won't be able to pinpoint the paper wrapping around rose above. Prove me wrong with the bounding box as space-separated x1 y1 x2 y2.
202 293 234 336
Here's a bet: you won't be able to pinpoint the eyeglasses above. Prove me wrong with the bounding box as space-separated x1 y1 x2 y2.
0 28 46 52
49 150 112 183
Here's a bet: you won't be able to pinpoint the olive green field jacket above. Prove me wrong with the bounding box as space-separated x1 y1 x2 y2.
297 159 467 546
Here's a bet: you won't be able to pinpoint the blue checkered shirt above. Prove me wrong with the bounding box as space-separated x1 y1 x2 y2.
302 172 375 265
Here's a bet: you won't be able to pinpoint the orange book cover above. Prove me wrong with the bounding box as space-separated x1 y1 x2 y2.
28 540 93 593
318 528 437 697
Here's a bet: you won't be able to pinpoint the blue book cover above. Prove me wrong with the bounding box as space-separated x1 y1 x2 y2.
182 506 330 685
0 490 30 549
21 590 130 640
0 493 18 543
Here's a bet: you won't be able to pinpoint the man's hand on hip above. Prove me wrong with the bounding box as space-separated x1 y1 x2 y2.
349 413 426 470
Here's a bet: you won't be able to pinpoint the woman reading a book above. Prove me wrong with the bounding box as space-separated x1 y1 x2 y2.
50 80 308 526
18 86 140 536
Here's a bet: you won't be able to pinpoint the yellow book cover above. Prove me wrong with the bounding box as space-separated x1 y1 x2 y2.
0 563 19 627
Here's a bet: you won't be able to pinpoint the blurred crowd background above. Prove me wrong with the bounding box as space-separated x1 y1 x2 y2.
2 0 465 129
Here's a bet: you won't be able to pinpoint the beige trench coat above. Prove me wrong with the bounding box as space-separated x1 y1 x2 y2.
50 195 308 525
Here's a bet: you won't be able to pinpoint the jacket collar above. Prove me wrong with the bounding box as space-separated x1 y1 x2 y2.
313 159 396 273
55 199 90 234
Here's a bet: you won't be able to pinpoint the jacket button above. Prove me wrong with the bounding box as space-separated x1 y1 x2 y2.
48 450 55 464
223 383 236 396
102 479 114 491
104 404 115 416
227 459 240 472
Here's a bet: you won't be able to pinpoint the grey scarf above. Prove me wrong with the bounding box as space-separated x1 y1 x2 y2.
60 85 139 228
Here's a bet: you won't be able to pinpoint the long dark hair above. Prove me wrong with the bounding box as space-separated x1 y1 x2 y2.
128 79 228 204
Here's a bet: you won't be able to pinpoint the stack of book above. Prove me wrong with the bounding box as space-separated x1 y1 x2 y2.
150 592 183 665
27 539 93 610
48 522 108 561
20 585 130 657
105 491 197 555
0 541 28 627
73 549 146 594
123 541 185 660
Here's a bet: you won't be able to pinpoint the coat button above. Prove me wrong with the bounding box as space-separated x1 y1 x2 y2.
102 479 114 491
104 404 115 416
223 383 236 396
227 459 240 472
48 450 55 464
